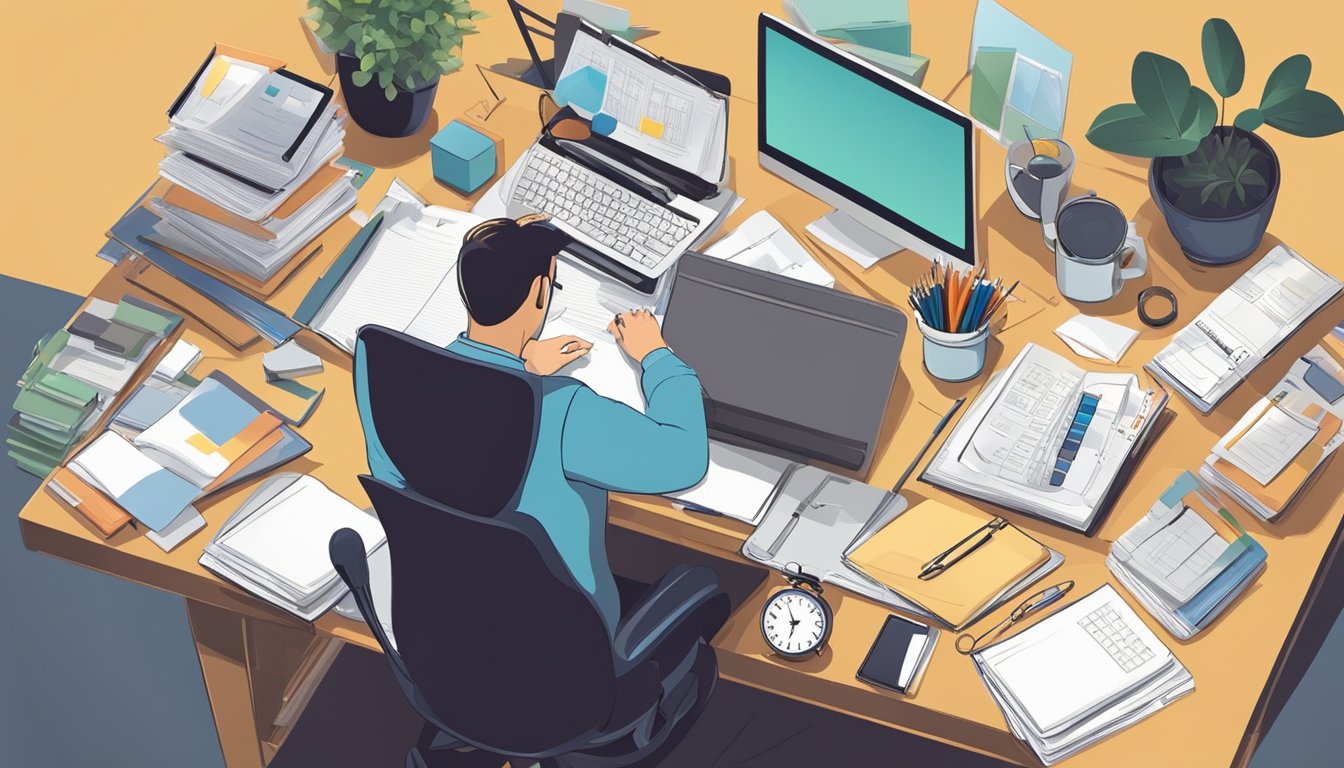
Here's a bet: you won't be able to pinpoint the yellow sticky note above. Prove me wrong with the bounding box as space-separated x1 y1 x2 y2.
200 58 231 99
639 116 665 139
187 432 220 455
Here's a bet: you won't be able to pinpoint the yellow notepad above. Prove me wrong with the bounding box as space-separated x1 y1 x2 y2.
848 500 1049 628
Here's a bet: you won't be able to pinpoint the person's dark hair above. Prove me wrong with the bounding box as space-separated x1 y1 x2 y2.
457 215 572 326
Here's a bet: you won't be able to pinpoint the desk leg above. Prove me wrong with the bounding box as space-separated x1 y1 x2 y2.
186 600 318 767
187 599 267 768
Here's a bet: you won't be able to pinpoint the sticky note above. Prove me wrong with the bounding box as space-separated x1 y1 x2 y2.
200 58 231 98
639 116 665 139
266 84 282 98
592 113 617 136
187 432 219 455
553 66 607 113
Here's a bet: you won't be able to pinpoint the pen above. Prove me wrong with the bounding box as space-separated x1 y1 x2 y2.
672 500 723 517
891 396 966 494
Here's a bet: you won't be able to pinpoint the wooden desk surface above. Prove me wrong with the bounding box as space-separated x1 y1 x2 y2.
10 2 1344 767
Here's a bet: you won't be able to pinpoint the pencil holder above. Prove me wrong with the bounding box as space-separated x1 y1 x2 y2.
916 317 989 382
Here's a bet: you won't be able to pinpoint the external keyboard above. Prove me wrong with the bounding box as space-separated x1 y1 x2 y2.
1079 605 1155 673
509 145 701 280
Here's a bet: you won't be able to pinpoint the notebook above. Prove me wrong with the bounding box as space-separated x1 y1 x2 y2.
921 344 1168 534
972 584 1194 765
1199 326 1344 520
845 500 1051 629
1147 245 1341 413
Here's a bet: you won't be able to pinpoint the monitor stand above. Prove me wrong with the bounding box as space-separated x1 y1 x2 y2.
808 209 927 269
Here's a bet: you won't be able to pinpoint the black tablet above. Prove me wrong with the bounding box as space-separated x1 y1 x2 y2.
856 614 935 695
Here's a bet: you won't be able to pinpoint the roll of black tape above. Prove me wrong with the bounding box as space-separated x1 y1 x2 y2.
1138 286 1178 328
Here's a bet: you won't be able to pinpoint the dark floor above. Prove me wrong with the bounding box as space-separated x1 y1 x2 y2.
2 273 1341 768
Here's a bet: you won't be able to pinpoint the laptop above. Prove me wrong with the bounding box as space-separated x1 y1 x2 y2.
504 13 732 293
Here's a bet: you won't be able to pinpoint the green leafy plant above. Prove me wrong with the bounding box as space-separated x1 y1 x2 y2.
306 0 487 101
1086 18 1344 214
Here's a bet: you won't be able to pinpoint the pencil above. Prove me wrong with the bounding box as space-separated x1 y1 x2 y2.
980 280 1020 327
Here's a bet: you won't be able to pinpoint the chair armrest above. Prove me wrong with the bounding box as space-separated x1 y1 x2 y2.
614 565 728 669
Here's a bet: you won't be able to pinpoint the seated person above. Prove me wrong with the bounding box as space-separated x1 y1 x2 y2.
354 215 710 636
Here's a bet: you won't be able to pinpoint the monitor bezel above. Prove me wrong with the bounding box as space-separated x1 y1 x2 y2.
757 14 977 266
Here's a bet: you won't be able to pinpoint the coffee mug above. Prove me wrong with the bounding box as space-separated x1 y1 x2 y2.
1043 194 1148 303
1005 137 1076 220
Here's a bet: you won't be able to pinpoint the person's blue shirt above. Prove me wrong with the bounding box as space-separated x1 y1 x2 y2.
354 333 709 634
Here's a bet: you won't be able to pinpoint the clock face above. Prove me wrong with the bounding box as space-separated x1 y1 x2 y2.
762 588 830 658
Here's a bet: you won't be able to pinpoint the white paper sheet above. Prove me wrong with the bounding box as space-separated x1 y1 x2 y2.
666 441 793 524
1055 315 1139 364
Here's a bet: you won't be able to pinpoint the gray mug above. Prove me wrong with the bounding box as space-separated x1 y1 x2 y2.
1005 138 1076 220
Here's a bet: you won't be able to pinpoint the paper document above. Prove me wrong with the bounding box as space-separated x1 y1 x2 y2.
1150 245 1340 409
666 441 793 524
1113 503 1227 604
705 211 835 287
557 28 727 182
1055 315 1138 363
1215 401 1318 485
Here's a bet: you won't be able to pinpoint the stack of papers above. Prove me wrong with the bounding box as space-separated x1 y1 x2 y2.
8 297 180 477
55 372 310 551
150 49 356 286
153 339 202 382
972 584 1194 765
665 441 794 524
922 344 1166 533
1108 472 1266 639
1147 245 1341 413
704 211 835 288
1200 326 1344 520
200 474 386 620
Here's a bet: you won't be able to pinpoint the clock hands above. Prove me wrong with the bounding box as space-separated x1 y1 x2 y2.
787 603 801 638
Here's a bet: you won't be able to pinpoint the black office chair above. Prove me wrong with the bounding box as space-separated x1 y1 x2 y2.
331 326 730 768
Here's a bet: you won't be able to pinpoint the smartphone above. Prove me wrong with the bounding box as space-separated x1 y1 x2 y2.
856 614 938 696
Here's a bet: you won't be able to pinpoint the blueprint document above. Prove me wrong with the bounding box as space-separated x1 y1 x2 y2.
557 30 728 182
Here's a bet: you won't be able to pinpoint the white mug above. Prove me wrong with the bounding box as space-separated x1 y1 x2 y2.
1042 194 1148 303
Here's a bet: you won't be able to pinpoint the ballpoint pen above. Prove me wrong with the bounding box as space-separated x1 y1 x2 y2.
955 580 1077 653
918 516 1008 579
890 396 966 495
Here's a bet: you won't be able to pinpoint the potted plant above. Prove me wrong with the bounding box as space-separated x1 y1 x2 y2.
1085 18 1343 265
307 0 487 138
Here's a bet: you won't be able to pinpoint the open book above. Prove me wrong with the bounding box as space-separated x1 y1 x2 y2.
1199 325 1344 520
1147 245 1341 413
922 344 1168 534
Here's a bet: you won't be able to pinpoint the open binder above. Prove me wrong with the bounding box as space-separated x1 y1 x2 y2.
740 464 1061 629
921 344 1170 535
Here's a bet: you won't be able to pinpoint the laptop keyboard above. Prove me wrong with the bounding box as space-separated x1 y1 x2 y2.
1079 605 1155 673
510 145 697 272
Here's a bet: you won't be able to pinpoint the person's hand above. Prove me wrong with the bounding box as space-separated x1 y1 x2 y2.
609 308 667 363
523 335 592 375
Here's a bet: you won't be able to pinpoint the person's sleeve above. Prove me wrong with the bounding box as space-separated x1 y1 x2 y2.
561 348 709 493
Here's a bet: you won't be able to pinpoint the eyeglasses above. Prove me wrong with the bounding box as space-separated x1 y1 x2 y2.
919 517 1009 580
955 580 1076 654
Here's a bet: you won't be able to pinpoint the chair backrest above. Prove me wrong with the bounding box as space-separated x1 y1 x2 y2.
356 325 539 516
360 475 618 755
354 327 619 754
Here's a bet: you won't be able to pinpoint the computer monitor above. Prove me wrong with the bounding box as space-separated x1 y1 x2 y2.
758 14 976 266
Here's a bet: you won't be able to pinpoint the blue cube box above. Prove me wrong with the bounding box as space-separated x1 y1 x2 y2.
430 119 497 194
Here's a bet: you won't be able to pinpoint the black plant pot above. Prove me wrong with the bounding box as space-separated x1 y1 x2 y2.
337 52 438 138
1149 126 1280 266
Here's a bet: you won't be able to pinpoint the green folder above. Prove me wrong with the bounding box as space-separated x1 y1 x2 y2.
34 371 98 409
113 300 174 335
790 0 908 33
970 46 1017 132
13 387 91 430
6 436 67 465
14 412 80 444
820 21 911 57
9 448 58 478
19 331 69 389
835 43 929 87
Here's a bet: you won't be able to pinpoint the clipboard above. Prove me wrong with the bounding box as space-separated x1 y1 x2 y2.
168 44 333 165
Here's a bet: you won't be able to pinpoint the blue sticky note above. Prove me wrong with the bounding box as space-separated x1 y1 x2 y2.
265 84 281 97
554 66 607 113
179 379 258 444
591 112 617 135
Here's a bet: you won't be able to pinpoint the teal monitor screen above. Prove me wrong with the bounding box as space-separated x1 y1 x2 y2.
759 19 973 260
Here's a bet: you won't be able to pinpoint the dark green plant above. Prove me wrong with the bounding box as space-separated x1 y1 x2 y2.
1086 18 1343 215
306 0 487 101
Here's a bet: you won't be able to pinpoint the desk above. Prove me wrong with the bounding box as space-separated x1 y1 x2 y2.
11 2 1344 767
